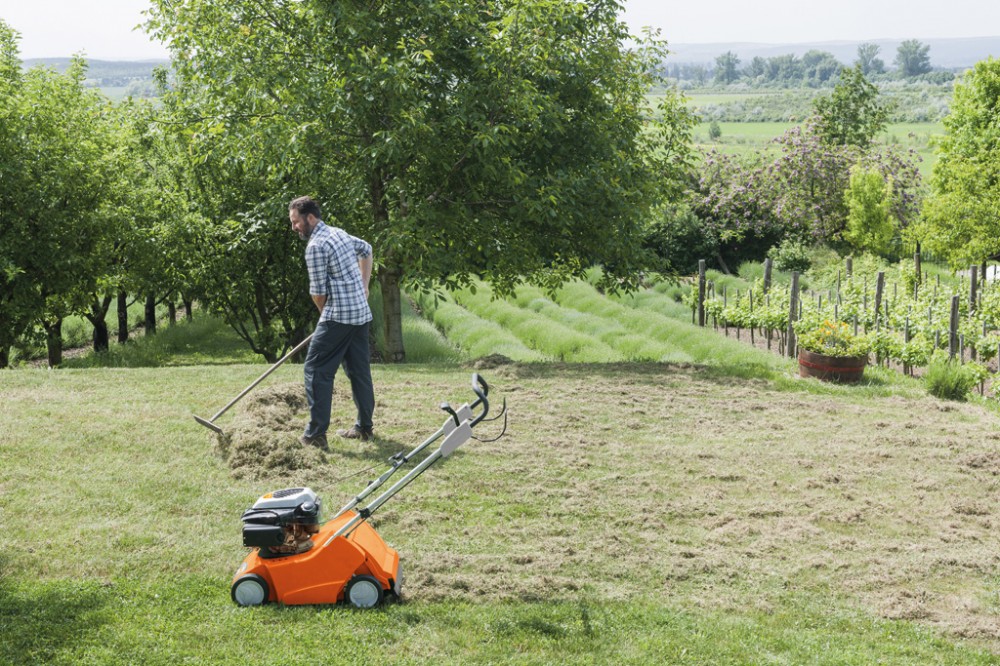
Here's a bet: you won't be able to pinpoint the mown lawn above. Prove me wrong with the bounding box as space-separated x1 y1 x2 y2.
3 361 1000 664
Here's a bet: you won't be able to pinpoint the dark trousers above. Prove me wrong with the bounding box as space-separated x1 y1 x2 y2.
303 320 374 438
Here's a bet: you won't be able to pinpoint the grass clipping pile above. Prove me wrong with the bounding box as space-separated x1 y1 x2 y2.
213 383 325 479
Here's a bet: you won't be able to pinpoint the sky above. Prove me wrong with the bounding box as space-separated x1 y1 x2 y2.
1 0 999 60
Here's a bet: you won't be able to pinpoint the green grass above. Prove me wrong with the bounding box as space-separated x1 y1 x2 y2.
60 313 260 368
410 289 550 362
691 119 943 175
450 284 622 362
3 364 1000 663
510 284 688 362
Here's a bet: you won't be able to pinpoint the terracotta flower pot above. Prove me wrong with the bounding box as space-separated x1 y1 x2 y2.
798 348 867 383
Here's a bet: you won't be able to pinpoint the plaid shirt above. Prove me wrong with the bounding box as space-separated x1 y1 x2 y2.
305 221 373 325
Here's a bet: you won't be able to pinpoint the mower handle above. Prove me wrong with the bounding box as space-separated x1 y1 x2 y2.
470 373 490 426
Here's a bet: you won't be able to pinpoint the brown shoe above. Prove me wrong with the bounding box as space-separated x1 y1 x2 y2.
299 433 328 450
337 426 373 441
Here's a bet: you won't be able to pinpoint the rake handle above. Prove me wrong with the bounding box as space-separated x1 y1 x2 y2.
207 333 314 422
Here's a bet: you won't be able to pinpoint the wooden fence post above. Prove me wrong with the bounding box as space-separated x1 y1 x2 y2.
970 265 978 313
787 271 800 359
763 257 773 294
874 272 886 327
846 256 853 279
949 295 960 360
698 259 706 327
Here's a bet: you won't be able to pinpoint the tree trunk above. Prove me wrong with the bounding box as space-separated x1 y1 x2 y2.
117 290 129 343
145 293 157 336
184 298 193 322
44 318 63 368
0 345 9 369
167 299 177 326
88 296 112 353
379 267 405 363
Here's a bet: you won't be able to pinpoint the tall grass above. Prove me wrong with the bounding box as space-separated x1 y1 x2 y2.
451 284 623 362
370 284 462 363
411 290 549 362
511 285 687 362
556 280 796 378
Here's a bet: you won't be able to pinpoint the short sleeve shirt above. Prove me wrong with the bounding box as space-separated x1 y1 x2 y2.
305 221 373 325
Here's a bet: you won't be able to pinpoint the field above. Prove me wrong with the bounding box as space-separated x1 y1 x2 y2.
677 90 946 176
5 277 1000 662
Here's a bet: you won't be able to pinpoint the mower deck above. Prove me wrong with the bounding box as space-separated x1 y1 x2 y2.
233 510 401 606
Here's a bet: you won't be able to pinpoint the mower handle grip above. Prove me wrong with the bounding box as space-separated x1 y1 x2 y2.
471 373 490 425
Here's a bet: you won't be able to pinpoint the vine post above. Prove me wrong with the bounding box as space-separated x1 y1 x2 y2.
787 271 800 359
698 259 707 327
949 295 960 359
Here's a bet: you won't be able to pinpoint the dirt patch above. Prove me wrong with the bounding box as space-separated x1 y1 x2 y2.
213 383 326 479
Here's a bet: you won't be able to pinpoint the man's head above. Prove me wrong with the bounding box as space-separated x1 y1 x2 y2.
289 196 322 240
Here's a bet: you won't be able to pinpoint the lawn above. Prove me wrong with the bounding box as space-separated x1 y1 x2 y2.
3 359 1000 664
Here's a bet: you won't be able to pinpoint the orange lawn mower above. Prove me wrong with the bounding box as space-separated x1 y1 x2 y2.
230 373 506 608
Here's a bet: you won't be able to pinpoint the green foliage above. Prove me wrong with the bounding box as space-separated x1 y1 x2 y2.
895 40 932 78
812 66 890 148
708 120 722 140
842 164 896 257
912 57 1000 268
923 353 985 401
147 0 695 361
714 51 740 85
855 43 885 76
642 202 717 275
795 318 870 357
768 238 813 273
0 27 118 366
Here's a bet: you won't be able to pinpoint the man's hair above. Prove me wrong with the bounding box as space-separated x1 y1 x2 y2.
289 196 321 220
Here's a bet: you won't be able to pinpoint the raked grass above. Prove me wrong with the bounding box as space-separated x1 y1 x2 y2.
3 363 1000 663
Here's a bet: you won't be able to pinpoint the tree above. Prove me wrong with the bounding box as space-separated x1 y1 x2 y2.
895 40 932 77
812 65 890 148
910 57 1000 267
856 43 885 76
693 121 922 266
146 0 690 362
842 164 896 257
765 54 803 84
714 51 740 85
744 56 768 82
0 24 116 367
801 50 842 86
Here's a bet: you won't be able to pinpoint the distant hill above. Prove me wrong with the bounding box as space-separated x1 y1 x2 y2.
666 36 1000 69
21 58 170 99
22 58 169 85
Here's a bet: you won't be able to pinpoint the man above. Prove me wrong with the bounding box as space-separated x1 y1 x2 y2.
289 195 375 449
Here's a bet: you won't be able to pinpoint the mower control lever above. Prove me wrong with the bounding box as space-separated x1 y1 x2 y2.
440 402 460 427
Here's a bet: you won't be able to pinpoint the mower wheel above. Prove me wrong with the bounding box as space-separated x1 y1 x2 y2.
231 574 270 607
344 575 384 609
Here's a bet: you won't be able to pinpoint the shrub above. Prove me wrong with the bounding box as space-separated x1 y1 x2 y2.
924 354 986 401
642 202 717 275
769 238 812 273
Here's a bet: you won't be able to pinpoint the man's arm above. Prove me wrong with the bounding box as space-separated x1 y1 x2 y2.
311 294 327 312
358 255 373 299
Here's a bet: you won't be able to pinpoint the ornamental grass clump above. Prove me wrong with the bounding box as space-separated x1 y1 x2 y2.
924 354 987 402
796 319 870 358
